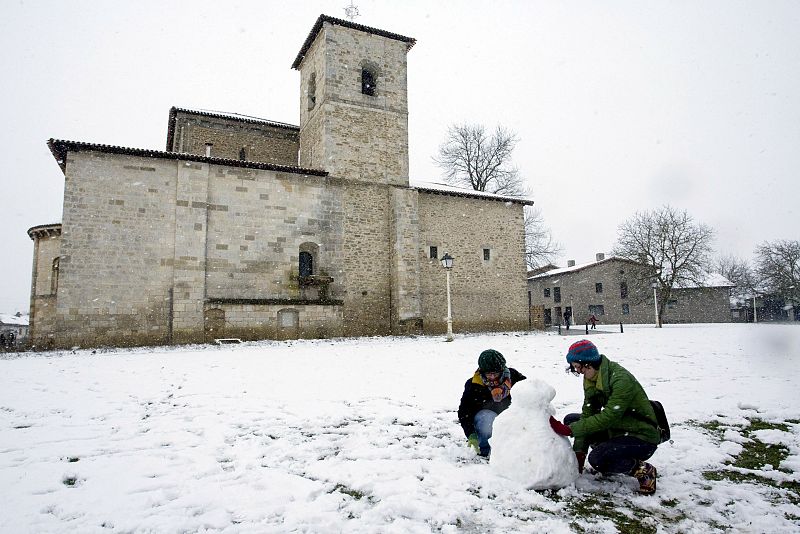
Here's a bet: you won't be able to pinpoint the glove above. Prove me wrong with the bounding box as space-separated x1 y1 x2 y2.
575 451 586 474
467 433 480 453
549 416 572 437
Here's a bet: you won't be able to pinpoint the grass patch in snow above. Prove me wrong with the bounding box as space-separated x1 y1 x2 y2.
698 417 800 507
563 494 672 533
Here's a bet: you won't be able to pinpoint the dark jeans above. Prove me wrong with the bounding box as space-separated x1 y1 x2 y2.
564 413 657 474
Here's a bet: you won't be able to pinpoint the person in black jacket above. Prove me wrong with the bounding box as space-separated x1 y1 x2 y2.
457 349 526 457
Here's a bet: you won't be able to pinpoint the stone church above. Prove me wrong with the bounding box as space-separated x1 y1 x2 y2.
27 15 532 349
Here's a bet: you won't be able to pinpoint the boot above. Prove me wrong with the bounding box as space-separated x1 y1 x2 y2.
631 461 657 495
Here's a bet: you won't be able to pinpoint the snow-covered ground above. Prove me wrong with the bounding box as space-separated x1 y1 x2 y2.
1 323 799 533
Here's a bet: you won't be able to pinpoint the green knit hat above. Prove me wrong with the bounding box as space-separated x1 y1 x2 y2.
478 349 506 372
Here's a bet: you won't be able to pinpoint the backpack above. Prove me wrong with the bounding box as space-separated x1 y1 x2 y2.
650 400 670 443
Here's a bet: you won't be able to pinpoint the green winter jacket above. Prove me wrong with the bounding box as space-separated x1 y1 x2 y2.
569 355 661 452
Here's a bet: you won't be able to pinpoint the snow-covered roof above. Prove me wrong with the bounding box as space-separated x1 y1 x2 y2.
528 256 636 280
675 272 734 289
529 257 734 288
411 180 534 206
0 313 29 326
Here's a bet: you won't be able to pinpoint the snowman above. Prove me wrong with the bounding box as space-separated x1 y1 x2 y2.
490 378 578 490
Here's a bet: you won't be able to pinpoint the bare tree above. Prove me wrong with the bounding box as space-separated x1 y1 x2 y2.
433 123 528 197
754 239 800 302
524 207 561 270
713 254 757 300
612 206 715 325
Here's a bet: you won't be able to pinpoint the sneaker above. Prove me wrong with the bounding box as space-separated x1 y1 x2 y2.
631 461 657 495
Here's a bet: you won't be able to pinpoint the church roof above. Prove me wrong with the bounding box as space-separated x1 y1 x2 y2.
292 14 416 70
27 223 62 241
47 139 328 177
412 180 534 206
166 107 299 152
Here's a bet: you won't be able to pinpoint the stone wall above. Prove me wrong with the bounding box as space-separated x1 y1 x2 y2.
56 151 177 347
29 233 61 348
170 111 299 166
298 21 410 186
528 259 732 325
417 193 529 333
662 287 732 323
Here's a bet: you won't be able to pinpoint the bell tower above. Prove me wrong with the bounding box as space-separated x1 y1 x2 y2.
292 15 415 186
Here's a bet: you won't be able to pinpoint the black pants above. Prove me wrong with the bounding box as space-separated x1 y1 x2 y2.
564 413 657 474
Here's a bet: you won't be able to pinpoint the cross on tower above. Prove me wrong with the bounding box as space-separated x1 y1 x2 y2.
343 1 360 21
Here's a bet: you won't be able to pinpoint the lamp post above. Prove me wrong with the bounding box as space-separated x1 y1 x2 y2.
441 252 454 342
651 281 662 328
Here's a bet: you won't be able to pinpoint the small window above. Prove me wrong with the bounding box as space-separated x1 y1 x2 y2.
307 72 317 110
429 246 438 259
362 69 375 96
51 257 60 294
620 281 628 299
544 288 551 298
667 299 678 310
553 287 561 303
239 147 247 161
483 248 491 261
589 304 605 316
595 282 603 293
622 303 630 315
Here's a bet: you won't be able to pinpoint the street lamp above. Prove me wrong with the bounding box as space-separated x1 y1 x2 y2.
651 281 662 328
441 252 454 342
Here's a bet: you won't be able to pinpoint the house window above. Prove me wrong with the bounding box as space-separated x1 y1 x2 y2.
299 251 313 277
544 308 552 325
553 287 561 303
483 248 491 261
239 147 247 161
589 305 605 316
361 69 376 96
667 299 678 310
620 281 628 299
307 72 317 110
595 282 603 293
429 246 438 259
51 257 59 294
622 303 630 315
544 288 551 298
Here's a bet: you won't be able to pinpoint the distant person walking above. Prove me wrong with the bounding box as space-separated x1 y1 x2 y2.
563 310 572 330
588 314 598 329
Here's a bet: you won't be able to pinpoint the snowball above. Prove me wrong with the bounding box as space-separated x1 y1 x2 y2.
490 378 579 490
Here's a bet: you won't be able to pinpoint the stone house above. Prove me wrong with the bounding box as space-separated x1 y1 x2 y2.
27 15 532 349
0 313 29 349
527 254 733 327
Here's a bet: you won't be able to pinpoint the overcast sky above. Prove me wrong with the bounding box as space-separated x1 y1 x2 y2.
1 0 798 313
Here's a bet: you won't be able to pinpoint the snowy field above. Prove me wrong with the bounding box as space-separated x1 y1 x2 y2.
1 323 799 533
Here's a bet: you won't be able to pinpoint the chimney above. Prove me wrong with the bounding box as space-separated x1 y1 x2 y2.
567 260 576 267
205 143 213 157
596 253 605 262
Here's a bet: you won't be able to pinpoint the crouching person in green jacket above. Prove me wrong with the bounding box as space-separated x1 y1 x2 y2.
458 349 526 458
549 340 661 495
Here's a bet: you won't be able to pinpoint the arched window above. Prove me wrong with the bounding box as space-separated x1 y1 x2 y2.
361 68 376 96
299 251 313 277
51 257 59 294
